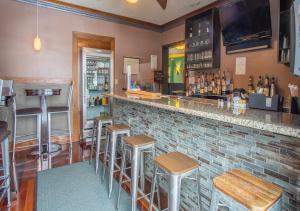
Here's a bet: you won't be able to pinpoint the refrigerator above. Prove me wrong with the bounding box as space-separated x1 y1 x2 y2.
291 0 300 76
81 48 113 142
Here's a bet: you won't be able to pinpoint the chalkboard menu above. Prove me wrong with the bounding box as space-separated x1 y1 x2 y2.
154 71 164 83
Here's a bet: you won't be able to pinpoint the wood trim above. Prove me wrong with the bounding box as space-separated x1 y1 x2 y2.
0 76 71 84
72 32 115 141
43 0 162 32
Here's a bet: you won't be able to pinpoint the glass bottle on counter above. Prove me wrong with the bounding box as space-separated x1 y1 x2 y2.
204 76 208 95
221 72 226 95
248 76 255 94
256 76 263 94
270 77 276 97
263 75 270 96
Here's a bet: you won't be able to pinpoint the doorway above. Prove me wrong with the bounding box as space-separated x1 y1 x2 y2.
162 41 186 95
72 32 115 141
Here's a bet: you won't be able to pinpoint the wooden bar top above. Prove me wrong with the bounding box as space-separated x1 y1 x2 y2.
213 169 283 211
109 93 300 138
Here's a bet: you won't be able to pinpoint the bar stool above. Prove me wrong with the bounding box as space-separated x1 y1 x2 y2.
47 81 73 156
210 169 283 211
8 80 42 193
89 115 113 173
0 121 11 207
116 135 160 211
102 124 130 198
149 152 202 211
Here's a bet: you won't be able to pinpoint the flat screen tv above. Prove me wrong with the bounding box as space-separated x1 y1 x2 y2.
219 0 272 46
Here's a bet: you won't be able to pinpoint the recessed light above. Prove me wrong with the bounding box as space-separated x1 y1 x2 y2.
127 0 139 3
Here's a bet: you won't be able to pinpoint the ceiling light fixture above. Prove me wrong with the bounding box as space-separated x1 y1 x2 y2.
33 0 41 51
126 0 139 4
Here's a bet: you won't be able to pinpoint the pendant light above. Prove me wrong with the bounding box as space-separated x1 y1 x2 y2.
33 0 41 51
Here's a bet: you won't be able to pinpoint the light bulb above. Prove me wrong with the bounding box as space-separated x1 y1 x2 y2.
127 0 138 3
33 35 41 51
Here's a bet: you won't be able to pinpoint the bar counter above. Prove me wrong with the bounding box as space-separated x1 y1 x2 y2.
110 93 299 211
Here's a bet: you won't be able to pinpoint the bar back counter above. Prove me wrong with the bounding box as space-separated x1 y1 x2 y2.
110 94 299 211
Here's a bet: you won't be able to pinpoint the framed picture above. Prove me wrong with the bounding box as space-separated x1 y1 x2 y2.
123 57 140 74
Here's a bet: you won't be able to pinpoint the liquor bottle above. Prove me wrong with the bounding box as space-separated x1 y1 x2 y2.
221 71 226 95
263 75 270 96
104 77 109 92
270 77 276 97
204 75 208 95
248 76 254 94
210 74 216 95
208 77 213 95
256 76 263 94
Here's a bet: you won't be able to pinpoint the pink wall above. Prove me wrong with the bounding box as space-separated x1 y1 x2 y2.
161 0 300 102
0 0 161 93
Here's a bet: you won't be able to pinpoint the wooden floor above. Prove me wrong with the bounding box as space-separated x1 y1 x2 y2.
0 140 167 211
1 141 83 211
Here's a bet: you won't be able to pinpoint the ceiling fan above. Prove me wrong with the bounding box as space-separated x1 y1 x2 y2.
156 0 167 10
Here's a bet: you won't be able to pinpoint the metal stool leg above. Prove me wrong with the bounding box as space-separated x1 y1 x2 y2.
131 147 141 211
116 144 127 210
152 148 161 211
12 113 18 193
196 169 202 211
37 114 42 156
168 174 182 211
149 166 159 211
48 113 52 169
95 121 102 174
67 111 72 153
89 120 96 164
108 132 117 198
140 150 145 192
102 132 110 183
209 186 220 211
2 137 11 207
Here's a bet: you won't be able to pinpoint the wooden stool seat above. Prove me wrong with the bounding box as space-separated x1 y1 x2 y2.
213 169 283 211
154 152 199 175
123 135 155 148
95 115 113 122
107 124 130 132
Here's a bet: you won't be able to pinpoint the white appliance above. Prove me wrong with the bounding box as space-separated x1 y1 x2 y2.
291 0 300 75
81 48 114 142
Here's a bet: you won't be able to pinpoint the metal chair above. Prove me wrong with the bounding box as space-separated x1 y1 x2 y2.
116 135 160 211
149 152 202 211
47 81 73 164
8 80 42 193
0 80 11 207
89 115 113 173
102 124 130 198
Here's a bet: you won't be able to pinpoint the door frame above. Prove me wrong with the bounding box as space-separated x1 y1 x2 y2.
161 40 186 95
72 32 115 141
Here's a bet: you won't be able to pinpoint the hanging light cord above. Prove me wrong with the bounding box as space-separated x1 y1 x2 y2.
36 0 39 37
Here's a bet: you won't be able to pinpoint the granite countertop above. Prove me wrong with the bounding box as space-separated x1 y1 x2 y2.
110 93 300 138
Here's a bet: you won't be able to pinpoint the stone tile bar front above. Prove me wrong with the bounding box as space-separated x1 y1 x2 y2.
111 94 300 211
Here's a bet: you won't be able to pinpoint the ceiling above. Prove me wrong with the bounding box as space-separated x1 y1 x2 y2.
57 0 218 25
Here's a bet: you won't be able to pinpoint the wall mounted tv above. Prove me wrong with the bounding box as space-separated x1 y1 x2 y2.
219 0 272 54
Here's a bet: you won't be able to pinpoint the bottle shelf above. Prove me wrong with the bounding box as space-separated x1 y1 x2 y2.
185 8 220 71
87 104 109 108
